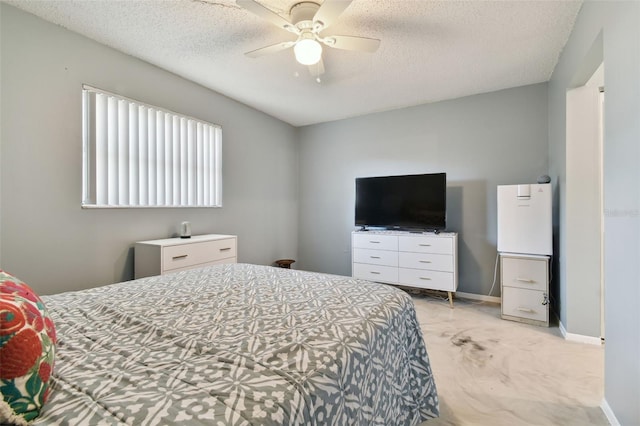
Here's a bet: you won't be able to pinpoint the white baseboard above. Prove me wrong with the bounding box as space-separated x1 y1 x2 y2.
455 291 501 304
600 399 620 426
558 320 603 345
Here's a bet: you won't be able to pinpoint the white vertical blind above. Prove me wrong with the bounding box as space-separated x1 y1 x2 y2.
82 86 222 207
147 108 157 206
196 122 204 205
180 118 188 206
138 106 149 206
172 116 181 205
129 102 139 205
95 93 108 205
187 120 195 206
156 110 165 206
117 99 129 205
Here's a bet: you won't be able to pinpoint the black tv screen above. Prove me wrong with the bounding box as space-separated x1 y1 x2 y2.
355 173 446 231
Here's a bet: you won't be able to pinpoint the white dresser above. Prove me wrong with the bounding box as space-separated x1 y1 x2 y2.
134 234 237 279
500 253 550 326
352 231 458 306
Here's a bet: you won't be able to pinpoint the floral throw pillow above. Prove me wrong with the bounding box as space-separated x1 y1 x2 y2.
0 271 56 425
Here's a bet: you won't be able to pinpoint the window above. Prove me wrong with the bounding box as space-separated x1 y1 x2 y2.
82 85 222 208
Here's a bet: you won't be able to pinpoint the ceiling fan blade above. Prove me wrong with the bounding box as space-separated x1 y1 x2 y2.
308 58 325 79
236 0 295 32
325 35 380 52
313 0 353 30
245 41 296 58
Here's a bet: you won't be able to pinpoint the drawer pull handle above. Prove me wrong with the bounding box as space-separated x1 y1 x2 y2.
370 271 381 275
370 256 381 259
419 260 432 264
172 255 188 260
369 241 381 244
516 278 535 283
220 247 232 251
419 244 431 247
517 307 535 313
420 277 432 281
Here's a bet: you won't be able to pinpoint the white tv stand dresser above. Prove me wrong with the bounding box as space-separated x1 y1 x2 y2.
352 230 458 307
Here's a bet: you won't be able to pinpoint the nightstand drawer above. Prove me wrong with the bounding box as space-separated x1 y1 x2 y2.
165 257 236 274
501 256 547 291
163 238 236 272
399 236 452 254
353 248 398 267
352 234 398 251
353 263 398 283
399 252 453 272
501 287 548 322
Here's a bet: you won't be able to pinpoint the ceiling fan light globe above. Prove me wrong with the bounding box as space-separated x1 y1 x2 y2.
294 39 322 65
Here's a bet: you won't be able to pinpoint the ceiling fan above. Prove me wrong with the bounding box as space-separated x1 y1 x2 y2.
236 0 380 80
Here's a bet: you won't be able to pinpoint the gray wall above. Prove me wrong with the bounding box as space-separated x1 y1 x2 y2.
0 5 299 295
548 1 639 423
297 83 549 296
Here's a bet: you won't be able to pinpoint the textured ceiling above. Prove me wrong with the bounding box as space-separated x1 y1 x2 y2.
6 0 582 126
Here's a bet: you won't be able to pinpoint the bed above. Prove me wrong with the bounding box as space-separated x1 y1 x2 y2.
34 263 439 425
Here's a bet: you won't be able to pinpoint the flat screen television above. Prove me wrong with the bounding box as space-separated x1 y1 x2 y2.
355 173 446 231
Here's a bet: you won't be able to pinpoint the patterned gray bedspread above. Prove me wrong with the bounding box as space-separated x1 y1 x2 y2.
36 264 438 425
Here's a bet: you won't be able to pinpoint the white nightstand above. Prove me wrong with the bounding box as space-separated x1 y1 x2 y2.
134 234 237 279
500 253 550 326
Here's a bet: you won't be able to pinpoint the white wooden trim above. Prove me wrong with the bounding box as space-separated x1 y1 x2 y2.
558 320 603 346
600 399 620 426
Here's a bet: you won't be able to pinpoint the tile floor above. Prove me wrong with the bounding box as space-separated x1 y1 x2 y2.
411 293 608 426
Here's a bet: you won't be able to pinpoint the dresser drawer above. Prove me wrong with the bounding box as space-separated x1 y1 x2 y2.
398 268 455 291
501 287 548 322
501 256 547 291
352 234 398 251
399 252 453 272
353 248 398 267
163 238 236 272
399 236 453 254
353 263 398 284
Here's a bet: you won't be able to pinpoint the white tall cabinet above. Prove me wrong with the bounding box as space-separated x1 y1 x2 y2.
497 183 553 327
352 231 458 307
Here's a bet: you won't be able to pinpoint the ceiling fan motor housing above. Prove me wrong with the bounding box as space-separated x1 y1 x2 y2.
290 2 321 27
